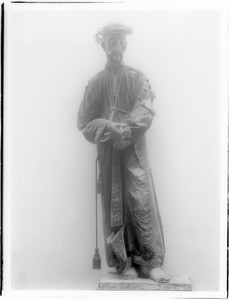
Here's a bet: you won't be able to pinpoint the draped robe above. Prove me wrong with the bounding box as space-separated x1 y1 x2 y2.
77 64 165 269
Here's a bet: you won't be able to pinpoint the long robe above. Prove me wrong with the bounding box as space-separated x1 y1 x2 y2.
77 63 165 269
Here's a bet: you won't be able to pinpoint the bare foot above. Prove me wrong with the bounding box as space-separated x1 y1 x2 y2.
149 267 170 283
121 267 138 280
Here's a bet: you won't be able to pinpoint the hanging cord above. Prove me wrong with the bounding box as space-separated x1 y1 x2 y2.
95 157 99 248
92 156 101 269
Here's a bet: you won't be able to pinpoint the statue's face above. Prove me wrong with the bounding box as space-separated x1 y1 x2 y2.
103 34 127 63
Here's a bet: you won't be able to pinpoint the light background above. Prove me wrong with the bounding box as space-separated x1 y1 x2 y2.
9 9 222 291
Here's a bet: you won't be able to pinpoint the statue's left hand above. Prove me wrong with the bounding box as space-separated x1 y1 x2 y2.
99 122 132 144
99 132 112 143
119 123 132 139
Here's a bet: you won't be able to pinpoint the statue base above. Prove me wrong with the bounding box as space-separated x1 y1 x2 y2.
98 271 192 291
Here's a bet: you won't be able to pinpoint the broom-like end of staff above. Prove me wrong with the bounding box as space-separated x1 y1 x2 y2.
92 247 101 269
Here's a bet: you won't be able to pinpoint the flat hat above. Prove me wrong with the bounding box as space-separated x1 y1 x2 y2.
94 23 133 45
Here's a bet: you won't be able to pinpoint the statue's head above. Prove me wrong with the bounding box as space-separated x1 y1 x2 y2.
95 23 133 64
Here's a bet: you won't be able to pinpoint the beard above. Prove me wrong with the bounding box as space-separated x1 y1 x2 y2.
107 51 123 63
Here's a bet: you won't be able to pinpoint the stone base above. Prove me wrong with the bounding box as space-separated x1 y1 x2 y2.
98 272 192 291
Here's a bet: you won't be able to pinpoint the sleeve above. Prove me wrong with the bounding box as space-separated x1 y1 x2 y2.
77 84 109 144
114 76 156 150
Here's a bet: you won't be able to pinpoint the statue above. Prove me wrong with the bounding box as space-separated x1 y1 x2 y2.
77 23 170 283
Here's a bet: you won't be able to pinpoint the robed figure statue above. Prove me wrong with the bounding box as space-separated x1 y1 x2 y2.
77 24 170 282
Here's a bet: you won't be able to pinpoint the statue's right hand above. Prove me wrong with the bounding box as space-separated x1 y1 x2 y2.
107 122 130 136
107 122 121 134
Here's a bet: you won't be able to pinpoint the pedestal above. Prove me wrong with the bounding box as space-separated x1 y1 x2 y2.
98 272 192 291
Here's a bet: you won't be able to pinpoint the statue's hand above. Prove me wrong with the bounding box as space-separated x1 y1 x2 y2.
99 132 112 143
107 122 131 139
107 122 123 135
119 122 132 139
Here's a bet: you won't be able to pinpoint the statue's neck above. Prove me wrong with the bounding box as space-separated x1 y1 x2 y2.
106 60 124 75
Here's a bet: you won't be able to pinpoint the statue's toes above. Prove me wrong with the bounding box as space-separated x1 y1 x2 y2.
121 267 138 280
157 275 170 283
158 273 170 283
149 268 170 283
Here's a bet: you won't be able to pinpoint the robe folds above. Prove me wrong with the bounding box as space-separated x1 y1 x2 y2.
77 64 165 269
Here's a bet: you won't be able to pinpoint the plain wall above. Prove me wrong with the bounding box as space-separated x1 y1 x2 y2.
9 9 221 290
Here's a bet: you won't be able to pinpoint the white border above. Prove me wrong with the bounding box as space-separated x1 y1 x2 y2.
5 0 229 12
219 9 228 297
3 1 228 299
3 0 12 295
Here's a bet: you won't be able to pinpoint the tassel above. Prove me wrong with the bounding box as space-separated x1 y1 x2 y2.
92 247 101 269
